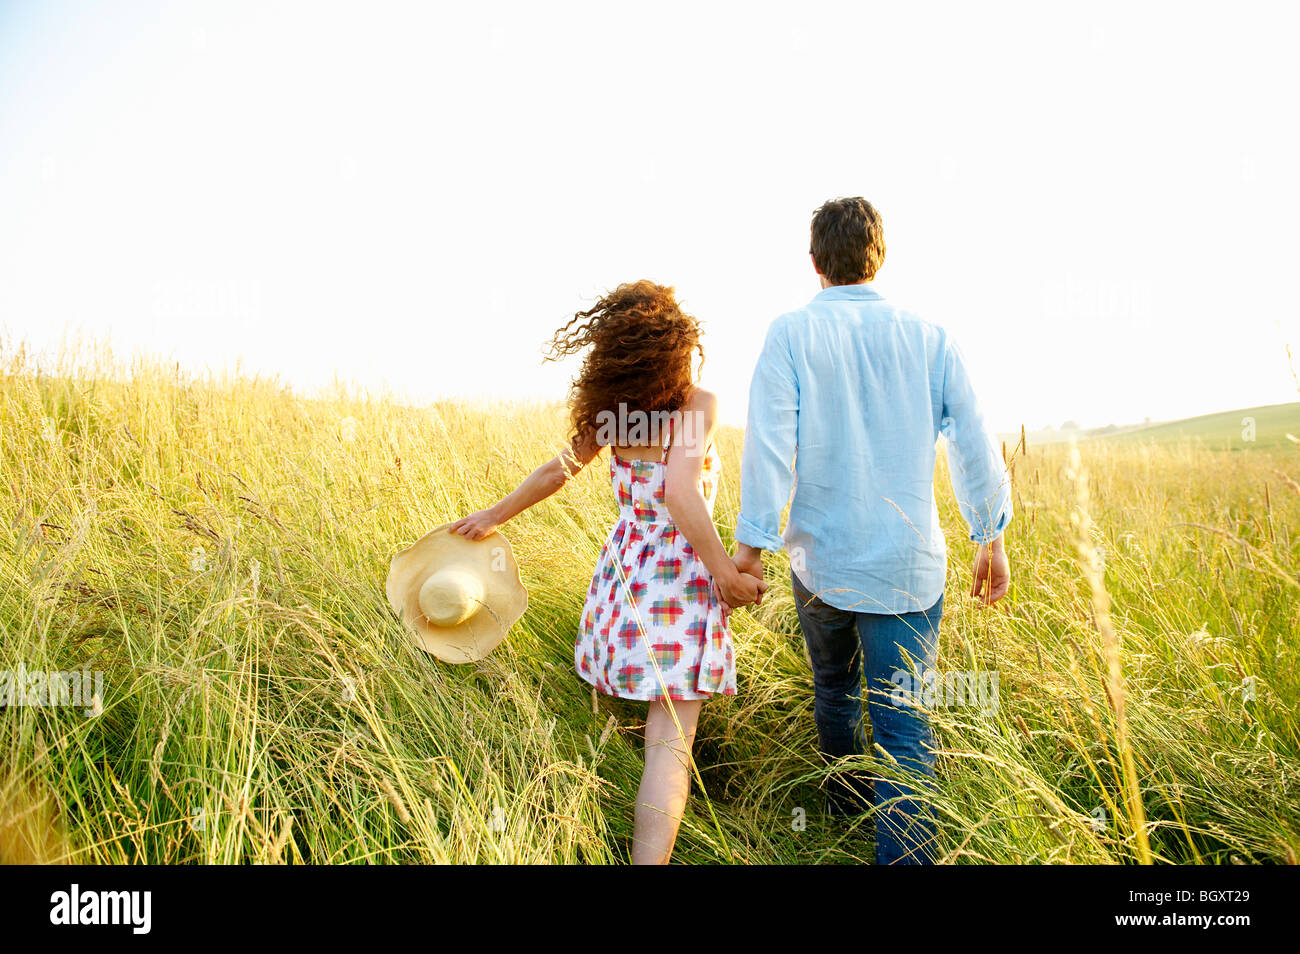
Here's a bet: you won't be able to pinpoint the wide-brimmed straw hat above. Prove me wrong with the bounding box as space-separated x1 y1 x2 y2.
385 523 528 663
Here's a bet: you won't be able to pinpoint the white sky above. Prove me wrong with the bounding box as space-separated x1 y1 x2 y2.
1 0 1297 431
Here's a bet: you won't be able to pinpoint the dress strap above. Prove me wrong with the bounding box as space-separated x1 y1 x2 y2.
660 414 675 463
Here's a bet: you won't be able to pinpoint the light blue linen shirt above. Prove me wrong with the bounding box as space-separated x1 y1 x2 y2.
736 283 1012 614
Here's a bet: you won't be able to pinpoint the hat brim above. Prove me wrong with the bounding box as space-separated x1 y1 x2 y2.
385 523 528 663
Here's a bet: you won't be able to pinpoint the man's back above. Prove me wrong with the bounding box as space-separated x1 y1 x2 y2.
732 196 1011 866
736 282 1011 614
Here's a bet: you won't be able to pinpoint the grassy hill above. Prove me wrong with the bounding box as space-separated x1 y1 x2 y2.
1006 402 1300 453
1099 402 1300 451
2 347 1298 864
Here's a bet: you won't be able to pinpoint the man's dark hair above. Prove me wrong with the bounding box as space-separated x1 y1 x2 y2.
809 197 886 285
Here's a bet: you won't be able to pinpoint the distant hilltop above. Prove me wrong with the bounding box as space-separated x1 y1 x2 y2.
1000 402 1300 452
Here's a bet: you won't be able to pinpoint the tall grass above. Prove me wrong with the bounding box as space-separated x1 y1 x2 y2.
1 340 1296 864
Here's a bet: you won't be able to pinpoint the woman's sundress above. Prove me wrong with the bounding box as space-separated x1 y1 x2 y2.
574 428 736 702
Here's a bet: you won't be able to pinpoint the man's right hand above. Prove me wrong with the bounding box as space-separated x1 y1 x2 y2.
971 536 1010 606
733 543 764 584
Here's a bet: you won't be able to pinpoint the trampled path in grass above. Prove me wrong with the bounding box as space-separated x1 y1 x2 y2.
2 350 1297 864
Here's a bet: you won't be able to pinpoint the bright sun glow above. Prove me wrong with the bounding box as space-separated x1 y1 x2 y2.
1 0 1297 431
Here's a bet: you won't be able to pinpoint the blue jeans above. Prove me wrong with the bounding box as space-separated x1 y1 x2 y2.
791 571 943 865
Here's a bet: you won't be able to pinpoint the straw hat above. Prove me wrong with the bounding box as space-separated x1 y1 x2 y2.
385 523 528 663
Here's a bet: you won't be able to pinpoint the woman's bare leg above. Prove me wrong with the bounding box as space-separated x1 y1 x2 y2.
631 697 704 865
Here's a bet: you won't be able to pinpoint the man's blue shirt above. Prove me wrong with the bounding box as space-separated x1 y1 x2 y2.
736 283 1012 613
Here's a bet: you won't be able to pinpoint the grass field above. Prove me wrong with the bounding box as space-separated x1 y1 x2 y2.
2 343 1298 864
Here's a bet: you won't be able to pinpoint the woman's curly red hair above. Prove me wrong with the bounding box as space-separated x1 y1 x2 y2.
546 280 702 446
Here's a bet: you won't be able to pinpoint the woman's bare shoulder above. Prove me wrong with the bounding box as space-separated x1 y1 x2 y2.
675 388 718 450
683 387 719 418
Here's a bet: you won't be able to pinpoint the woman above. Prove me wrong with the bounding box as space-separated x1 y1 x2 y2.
450 280 765 864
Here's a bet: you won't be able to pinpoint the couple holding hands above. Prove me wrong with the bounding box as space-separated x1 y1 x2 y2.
445 196 1012 864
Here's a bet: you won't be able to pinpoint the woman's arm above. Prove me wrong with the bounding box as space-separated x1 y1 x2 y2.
664 390 766 609
450 429 600 540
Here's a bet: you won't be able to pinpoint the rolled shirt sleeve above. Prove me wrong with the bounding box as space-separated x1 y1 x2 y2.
939 335 1013 544
736 317 798 552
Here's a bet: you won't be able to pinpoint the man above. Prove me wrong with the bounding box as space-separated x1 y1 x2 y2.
733 196 1012 865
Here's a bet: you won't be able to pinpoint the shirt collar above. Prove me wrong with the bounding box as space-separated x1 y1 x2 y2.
813 282 883 303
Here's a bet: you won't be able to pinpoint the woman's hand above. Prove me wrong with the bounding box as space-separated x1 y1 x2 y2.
449 508 501 541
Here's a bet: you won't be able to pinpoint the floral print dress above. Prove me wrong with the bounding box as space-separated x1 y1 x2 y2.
574 431 736 702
